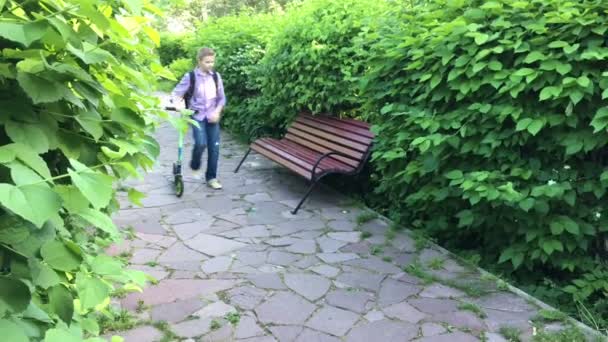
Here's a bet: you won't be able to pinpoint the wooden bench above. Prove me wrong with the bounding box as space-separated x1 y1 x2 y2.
234 113 374 214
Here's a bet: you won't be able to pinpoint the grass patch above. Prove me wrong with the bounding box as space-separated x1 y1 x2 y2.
136 300 150 313
458 302 487 318
360 231 372 239
225 312 241 325
382 256 393 262
403 262 435 285
210 319 222 330
98 308 138 333
125 226 137 240
427 257 445 270
356 211 379 226
370 246 383 256
403 262 489 297
532 309 568 324
152 321 179 342
385 229 396 241
499 326 522 342
145 261 158 267
411 231 431 251
532 325 589 342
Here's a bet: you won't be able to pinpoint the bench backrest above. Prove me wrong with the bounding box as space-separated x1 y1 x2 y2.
284 113 374 170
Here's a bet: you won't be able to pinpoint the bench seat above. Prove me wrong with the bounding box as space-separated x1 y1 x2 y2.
235 113 374 214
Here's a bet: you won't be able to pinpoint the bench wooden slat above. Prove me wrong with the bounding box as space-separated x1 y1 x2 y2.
295 116 374 145
251 144 312 179
301 113 374 138
288 124 369 154
264 139 353 171
254 138 354 174
284 133 361 168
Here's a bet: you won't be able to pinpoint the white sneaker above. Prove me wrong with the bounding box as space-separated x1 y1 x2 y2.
207 178 223 190
191 169 203 180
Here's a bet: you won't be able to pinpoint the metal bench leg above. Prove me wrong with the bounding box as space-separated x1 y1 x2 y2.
292 180 318 215
234 148 251 173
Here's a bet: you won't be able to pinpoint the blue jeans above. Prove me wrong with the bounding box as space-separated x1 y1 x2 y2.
190 118 220 181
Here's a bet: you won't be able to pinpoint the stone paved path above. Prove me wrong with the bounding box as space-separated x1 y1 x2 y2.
106 119 578 341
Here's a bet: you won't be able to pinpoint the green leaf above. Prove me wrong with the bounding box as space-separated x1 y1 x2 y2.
577 75 591 88
77 208 118 237
565 140 583 155
524 51 546 63
75 109 104 140
559 216 580 235
16 72 65 104
515 118 532 131
511 253 524 269
474 33 489 45
550 221 564 235
0 215 30 244
542 240 555 255
445 170 464 179
0 145 16 163
101 146 127 159
68 159 113 209
556 63 572 75
40 240 82 272
44 328 80 342
0 277 31 316
48 285 73 324
110 107 145 128
0 319 29 342
30 259 61 289
539 86 561 101
8 143 52 179
128 188 145 207
143 26 159 46
591 107 608 133
91 255 123 276
17 58 45 73
67 42 115 65
0 21 47 47
54 185 90 213
519 198 534 212
76 273 110 310
0 183 60 227
514 68 535 76
527 120 544 136
9 161 44 185
457 209 474 227
569 90 584 105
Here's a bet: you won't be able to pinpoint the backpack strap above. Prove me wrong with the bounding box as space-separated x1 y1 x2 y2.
184 70 196 108
212 71 219 94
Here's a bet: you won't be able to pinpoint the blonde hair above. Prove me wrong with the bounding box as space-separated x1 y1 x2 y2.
197 47 215 60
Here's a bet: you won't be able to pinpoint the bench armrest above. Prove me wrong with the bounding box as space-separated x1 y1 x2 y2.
311 151 351 180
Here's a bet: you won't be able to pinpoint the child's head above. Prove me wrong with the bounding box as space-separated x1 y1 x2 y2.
197 47 215 72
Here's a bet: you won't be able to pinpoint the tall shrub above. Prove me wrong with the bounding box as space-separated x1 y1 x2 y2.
255 0 390 127
362 0 608 324
0 0 168 339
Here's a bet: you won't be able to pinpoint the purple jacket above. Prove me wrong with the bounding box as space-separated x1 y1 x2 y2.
172 67 226 121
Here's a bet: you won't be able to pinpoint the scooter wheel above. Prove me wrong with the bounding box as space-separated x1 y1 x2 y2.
174 175 184 197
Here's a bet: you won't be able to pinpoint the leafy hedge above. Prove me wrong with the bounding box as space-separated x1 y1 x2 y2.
0 1 169 340
158 0 608 330
363 0 608 326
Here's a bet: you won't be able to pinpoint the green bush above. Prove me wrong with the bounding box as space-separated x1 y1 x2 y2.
0 0 169 339
254 0 390 127
362 0 608 328
168 58 196 81
158 32 193 66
